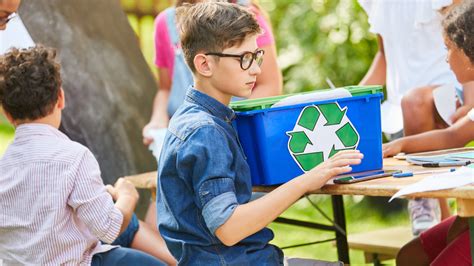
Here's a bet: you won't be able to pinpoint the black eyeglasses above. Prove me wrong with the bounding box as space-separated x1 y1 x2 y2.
205 49 265 70
0 12 17 26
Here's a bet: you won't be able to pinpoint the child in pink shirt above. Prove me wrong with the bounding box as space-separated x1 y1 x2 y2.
142 0 282 146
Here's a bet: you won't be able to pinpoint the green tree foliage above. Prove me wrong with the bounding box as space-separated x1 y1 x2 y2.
261 0 378 93
121 0 379 94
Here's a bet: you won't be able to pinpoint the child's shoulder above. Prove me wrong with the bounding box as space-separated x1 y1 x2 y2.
155 6 175 29
168 106 224 141
49 137 93 161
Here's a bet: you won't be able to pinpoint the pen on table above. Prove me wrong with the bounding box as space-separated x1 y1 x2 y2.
421 161 471 167
326 77 336 89
393 168 456 178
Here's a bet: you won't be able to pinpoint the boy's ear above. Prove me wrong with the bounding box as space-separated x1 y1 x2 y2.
57 88 65 110
193 54 213 77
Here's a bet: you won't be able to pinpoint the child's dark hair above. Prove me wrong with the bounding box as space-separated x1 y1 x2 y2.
0 45 61 121
176 1 261 73
443 1 474 64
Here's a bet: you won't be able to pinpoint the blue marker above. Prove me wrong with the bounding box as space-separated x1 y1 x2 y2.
393 168 456 178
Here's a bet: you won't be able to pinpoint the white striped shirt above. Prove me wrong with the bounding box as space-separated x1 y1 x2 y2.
0 123 123 265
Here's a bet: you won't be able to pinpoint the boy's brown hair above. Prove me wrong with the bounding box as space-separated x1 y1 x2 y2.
0 45 61 121
176 1 261 72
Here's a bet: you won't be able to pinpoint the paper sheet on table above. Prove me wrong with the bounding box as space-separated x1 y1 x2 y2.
389 166 474 202
271 88 351 108
145 128 167 161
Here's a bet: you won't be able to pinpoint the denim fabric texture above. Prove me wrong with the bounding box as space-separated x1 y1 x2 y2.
91 247 165 266
157 88 284 265
111 213 139 247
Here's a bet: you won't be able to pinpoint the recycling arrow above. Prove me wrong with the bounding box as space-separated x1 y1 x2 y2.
297 106 319 131
336 122 358 147
294 152 324 171
287 103 360 172
319 103 347 126
288 131 312 153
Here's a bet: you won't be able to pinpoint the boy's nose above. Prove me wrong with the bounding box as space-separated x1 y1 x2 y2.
249 61 262 75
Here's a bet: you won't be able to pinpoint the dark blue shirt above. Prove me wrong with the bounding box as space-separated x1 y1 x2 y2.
156 88 283 265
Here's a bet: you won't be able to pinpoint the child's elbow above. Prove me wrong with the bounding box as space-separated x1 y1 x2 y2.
217 235 239 247
215 227 240 246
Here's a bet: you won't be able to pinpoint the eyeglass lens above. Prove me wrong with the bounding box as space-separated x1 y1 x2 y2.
241 50 264 70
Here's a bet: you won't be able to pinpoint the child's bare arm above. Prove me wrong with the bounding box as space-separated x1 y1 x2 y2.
108 178 140 234
215 150 363 246
359 35 386 86
142 68 172 146
383 115 474 157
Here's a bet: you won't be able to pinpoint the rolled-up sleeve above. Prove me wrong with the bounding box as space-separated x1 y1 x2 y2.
177 125 239 234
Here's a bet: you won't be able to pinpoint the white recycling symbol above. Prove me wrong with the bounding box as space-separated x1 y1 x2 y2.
286 102 360 172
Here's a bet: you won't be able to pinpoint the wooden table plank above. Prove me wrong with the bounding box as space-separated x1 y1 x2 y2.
254 158 474 200
125 158 474 214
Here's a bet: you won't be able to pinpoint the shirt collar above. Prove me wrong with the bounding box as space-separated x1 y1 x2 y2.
14 123 69 140
185 87 236 123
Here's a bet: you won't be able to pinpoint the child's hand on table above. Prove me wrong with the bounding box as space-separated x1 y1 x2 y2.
302 150 363 192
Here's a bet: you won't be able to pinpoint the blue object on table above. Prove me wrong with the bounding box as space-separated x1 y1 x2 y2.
392 168 456 178
232 89 383 185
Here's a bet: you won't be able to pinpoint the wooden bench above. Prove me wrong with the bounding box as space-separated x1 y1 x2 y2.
347 227 413 265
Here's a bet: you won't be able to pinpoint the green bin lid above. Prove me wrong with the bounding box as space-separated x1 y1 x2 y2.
230 85 382 112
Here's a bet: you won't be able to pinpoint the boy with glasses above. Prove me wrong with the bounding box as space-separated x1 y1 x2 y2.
156 2 363 264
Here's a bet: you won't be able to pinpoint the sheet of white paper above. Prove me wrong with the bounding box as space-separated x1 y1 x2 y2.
271 88 351 108
0 16 35 55
145 128 168 161
433 84 456 126
389 166 474 202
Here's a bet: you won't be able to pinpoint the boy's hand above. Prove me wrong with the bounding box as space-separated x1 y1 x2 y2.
114 178 139 201
382 140 403 158
302 150 363 192
142 120 168 146
105 184 118 201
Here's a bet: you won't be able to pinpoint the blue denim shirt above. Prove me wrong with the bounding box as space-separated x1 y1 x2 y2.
157 88 283 265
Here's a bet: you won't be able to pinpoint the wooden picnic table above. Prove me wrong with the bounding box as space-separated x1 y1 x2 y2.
125 157 474 264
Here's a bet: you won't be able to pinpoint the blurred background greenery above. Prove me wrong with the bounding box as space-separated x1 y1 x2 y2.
0 0 406 264
121 0 378 92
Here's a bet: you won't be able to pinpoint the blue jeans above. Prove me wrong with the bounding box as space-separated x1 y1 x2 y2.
91 247 165 266
93 214 165 265
111 213 139 247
